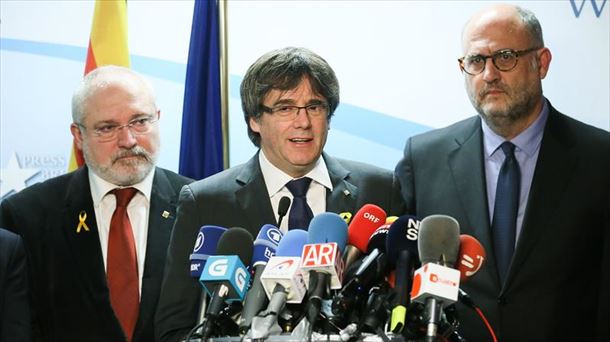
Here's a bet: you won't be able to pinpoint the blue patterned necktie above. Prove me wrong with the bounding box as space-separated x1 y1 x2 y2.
285 177 314 230
492 142 520 284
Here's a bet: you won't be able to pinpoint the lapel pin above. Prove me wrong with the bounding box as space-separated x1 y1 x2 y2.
343 189 351 196
339 212 353 225
76 210 90 233
162 210 170 219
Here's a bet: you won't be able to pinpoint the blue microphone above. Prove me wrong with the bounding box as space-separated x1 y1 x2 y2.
239 224 283 332
250 229 309 339
198 227 253 340
300 213 348 325
190 225 227 278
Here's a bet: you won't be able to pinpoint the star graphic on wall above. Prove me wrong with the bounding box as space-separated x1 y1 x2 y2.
0 153 40 199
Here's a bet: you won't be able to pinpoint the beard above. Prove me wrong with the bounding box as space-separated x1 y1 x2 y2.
82 143 157 186
467 75 542 136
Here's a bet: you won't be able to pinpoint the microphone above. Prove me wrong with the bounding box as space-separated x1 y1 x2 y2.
238 224 283 333
277 196 291 228
250 229 309 339
198 227 254 340
300 213 348 326
343 204 387 272
386 215 421 334
189 225 227 330
412 215 461 342
455 234 486 282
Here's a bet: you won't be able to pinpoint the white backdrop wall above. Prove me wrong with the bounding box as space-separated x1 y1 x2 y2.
1 0 608 199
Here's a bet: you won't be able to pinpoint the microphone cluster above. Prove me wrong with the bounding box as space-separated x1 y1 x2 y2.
183 205 491 341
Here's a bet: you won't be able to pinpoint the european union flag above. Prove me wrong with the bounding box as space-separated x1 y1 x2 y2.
179 0 224 180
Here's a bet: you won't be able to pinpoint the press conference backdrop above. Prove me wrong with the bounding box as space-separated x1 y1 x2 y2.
1 0 608 200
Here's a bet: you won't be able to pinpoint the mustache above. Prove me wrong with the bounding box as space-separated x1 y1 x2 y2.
479 83 509 97
111 146 152 164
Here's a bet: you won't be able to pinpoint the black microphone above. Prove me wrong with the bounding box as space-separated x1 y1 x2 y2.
412 215 461 342
238 224 283 333
197 227 254 341
386 215 421 333
277 196 291 228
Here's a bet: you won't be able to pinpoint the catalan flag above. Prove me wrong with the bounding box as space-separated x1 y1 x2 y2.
68 0 130 171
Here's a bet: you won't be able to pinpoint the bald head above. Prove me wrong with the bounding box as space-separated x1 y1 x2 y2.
71 65 157 125
462 4 544 54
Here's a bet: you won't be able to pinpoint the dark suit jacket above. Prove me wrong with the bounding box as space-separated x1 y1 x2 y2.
0 228 31 342
395 105 610 341
155 152 405 342
0 166 192 342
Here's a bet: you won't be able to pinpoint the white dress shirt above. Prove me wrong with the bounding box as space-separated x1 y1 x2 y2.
89 168 155 295
258 151 333 233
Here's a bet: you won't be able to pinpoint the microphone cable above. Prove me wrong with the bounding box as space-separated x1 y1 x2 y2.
458 289 498 342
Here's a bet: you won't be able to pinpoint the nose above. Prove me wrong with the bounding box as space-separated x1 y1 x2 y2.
116 126 138 148
292 107 312 128
481 57 500 82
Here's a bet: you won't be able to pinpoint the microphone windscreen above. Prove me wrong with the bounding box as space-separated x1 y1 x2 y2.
190 225 227 278
456 234 486 281
366 224 390 254
278 196 291 216
347 204 387 252
307 212 348 253
386 215 420 264
252 224 283 266
216 227 254 266
418 215 460 266
276 229 308 257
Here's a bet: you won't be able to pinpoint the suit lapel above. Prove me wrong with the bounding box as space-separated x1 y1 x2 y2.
507 108 577 285
61 167 109 295
137 168 180 331
447 118 501 286
324 153 358 215
235 154 277 233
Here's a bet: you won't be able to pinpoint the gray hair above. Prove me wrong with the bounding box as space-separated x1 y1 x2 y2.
240 47 340 147
71 65 157 124
515 6 545 48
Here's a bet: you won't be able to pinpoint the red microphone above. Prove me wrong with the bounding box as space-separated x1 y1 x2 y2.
455 234 486 281
343 204 387 271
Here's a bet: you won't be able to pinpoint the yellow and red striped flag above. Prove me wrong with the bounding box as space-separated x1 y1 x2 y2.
68 0 130 171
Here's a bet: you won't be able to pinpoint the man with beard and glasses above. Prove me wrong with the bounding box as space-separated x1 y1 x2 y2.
0 65 192 342
395 4 609 342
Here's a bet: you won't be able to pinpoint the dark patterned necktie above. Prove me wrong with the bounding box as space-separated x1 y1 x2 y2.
107 187 139 341
285 177 314 230
492 142 520 284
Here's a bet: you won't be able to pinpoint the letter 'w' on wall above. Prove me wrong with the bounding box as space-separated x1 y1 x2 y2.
68 0 130 171
178 0 227 180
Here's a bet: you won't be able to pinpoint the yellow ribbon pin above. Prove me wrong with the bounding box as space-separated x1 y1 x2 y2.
76 210 90 233
339 212 352 225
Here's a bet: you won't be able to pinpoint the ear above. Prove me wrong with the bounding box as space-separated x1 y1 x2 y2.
70 123 84 150
249 116 261 133
537 47 552 79
156 109 161 120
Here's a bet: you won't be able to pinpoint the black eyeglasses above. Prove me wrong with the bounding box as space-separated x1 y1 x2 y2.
458 47 540 75
261 103 329 121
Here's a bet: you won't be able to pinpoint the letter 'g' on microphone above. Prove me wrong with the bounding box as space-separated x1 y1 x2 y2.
456 234 486 282
190 225 227 278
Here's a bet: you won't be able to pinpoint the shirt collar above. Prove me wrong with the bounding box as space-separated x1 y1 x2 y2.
258 150 333 197
89 167 155 205
482 97 549 158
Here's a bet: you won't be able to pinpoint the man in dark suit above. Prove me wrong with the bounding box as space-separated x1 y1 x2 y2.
156 47 405 342
0 228 30 342
395 4 609 341
0 66 192 342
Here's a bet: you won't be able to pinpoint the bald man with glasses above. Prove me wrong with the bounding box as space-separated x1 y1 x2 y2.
0 65 192 342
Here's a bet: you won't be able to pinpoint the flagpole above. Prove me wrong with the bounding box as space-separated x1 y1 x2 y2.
218 0 230 170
